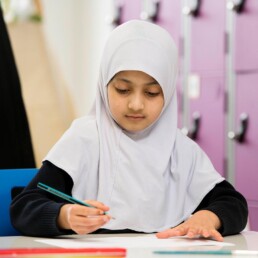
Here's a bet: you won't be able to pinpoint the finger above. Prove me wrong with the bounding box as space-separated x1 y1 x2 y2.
71 213 110 227
67 205 107 230
74 221 108 235
186 229 197 238
66 205 73 223
184 226 202 238
72 220 108 235
85 200 110 211
156 229 171 239
172 226 189 236
184 226 215 239
71 204 106 217
191 228 223 242
201 229 211 238
207 229 224 242
70 215 110 233
156 227 186 239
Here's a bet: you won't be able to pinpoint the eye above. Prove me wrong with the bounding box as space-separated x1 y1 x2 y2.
115 87 130 95
145 91 161 97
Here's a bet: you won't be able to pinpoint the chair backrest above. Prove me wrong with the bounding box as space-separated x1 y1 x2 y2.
0 168 38 236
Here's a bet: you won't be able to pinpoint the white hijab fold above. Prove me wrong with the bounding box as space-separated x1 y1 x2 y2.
44 20 224 232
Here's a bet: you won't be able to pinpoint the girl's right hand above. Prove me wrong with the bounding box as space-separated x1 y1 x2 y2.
58 200 111 235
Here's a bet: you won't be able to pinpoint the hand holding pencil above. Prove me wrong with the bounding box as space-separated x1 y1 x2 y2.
37 182 112 235
58 201 111 235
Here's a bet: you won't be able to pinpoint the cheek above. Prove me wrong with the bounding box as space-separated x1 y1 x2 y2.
109 102 119 116
152 107 162 120
108 93 124 118
109 93 119 107
107 88 115 109
150 99 164 119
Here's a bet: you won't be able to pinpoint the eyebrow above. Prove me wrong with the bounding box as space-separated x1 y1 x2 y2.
145 80 159 86
116 77 159 86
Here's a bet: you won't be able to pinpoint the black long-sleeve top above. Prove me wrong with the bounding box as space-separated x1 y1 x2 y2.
10 161 248 237
0 6 35 168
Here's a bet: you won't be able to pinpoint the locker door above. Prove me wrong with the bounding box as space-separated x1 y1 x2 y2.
182 0 226 176
154 0 181 48
233 0 258 72
189 76 225 176
120 0 142 22
233 73 258 230
189 0 226 72
109 0 141 26
227 0 258 231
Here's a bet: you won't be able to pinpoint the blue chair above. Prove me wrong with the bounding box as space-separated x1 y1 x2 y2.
0 168 38 236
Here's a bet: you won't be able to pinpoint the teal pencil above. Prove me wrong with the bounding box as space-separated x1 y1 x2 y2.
153 250 258 255
37 182 115 219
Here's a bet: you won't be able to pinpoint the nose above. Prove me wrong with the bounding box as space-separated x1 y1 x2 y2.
128 94 144 111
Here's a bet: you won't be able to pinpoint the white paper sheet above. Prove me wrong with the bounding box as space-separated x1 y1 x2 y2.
35 234 234 249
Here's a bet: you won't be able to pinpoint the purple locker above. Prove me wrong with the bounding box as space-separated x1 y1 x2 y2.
120 0 142 23
155 0 181 49
189 76 225 176
233 0 258 72
234 73 258 230
109 0 141 26
183 0 226 175
189 1 226 73
227 0 258 231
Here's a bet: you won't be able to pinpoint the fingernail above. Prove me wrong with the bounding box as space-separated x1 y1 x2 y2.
103 217 109 222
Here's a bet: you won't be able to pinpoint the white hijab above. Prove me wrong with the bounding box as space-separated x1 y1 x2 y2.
44 20 224 232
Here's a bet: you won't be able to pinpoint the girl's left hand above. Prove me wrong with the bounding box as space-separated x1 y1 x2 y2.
156 210 223 242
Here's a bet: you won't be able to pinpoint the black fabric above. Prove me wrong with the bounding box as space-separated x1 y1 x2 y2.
194 180 248 236
11 186 26 199
0 6 35 168
10 160 248 237
11 161 74 236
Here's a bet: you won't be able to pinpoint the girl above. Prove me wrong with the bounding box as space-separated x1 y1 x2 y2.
11 20 248 241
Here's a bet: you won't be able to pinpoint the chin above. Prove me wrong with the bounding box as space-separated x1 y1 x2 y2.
123 125 148 133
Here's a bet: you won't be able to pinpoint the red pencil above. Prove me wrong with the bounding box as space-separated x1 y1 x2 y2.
0 247 126 256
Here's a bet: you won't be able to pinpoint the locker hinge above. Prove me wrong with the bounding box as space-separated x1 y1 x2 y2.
224 90 228 114
224 31 229 55
179 36 184 58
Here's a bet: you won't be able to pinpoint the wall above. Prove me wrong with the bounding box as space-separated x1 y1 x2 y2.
41 0 113 117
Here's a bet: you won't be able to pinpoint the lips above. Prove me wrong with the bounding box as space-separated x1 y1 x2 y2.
126 114 145 120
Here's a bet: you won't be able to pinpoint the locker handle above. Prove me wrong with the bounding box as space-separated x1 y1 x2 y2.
182 0 201 17
182 112 201 140
228 113 248 143
140 0 160 22
227 0 245 13
106 4 123 26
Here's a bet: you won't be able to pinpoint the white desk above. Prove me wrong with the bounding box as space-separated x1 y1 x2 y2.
0 231 258 257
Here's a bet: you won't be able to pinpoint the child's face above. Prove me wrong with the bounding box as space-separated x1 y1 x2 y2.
107 70 164 132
